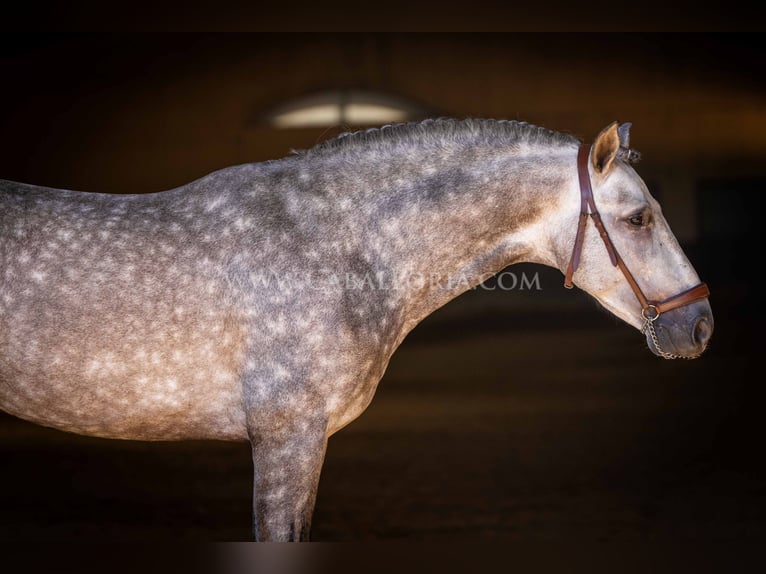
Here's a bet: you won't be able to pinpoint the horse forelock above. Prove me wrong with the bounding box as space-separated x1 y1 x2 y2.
295 118 581 157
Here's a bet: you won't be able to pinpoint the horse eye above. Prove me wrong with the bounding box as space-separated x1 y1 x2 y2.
628 214 644 227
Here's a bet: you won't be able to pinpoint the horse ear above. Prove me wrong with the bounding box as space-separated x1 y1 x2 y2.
591 121 620 175
618 122 632 148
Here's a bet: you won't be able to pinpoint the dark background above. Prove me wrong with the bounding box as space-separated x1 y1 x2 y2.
0 34 763 548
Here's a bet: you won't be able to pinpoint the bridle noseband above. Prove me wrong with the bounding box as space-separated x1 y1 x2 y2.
564 144 710 359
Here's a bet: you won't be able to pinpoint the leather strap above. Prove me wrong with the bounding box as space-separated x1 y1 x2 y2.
565 145 617 288
650 283 711 316
564 143 709 320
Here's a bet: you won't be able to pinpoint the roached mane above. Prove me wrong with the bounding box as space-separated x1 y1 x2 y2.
296 117 581 157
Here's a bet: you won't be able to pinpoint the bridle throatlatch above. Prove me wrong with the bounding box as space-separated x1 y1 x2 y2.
564 144 710 359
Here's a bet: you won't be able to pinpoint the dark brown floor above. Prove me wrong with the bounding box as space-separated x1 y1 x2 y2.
1 267 763 543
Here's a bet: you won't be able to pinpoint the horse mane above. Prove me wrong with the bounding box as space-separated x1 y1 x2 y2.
295 118 581 157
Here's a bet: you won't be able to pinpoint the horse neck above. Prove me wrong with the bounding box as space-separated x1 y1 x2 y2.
308 141 577 326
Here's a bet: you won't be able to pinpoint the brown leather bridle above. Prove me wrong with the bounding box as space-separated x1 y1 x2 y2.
564 144 710 358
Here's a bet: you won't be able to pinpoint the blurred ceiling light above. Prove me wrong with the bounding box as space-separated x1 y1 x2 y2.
263 90 431 129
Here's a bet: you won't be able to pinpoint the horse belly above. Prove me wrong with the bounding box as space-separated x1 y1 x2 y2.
0 338 249 441
0 278 250 441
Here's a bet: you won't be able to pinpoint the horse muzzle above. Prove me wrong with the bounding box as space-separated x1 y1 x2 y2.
644 299 714 359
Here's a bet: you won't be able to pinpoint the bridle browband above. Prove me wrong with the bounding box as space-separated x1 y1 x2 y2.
564 144 710 359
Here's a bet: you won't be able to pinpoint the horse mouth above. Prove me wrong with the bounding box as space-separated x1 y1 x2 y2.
644 315 713 360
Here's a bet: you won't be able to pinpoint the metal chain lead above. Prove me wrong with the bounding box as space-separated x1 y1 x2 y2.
641 316 701 360
641 318 680 359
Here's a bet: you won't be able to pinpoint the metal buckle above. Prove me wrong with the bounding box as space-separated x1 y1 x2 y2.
641 305 660 322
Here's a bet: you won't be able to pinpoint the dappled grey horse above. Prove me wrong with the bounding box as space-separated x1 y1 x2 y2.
0 119 712 540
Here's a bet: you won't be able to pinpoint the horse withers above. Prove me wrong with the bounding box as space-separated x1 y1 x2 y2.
0 119 712 540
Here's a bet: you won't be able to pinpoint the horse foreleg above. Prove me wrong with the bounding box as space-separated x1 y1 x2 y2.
249 419 328 541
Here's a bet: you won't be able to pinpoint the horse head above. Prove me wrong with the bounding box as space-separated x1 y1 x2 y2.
557 122 713 359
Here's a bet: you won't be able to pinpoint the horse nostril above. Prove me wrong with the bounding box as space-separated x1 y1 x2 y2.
692 317 713 347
